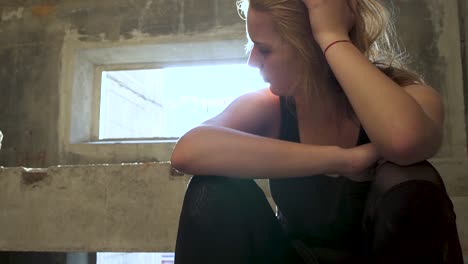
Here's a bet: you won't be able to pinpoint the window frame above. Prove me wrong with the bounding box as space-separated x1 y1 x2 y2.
58 30 250 164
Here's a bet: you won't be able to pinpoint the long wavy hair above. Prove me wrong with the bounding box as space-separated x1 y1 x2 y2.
237 0 423 119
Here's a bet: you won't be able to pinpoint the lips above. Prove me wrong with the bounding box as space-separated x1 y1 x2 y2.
260 71 269 82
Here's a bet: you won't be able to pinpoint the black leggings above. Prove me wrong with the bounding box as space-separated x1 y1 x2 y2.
174 161 463 264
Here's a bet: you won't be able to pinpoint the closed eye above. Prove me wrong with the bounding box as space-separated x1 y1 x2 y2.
259 48 271 55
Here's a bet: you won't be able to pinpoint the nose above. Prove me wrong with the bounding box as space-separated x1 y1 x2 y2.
247 45 262 69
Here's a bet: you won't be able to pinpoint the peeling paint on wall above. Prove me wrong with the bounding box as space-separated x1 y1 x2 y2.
15 151 47 168
1 7 24 22
138 0 154 30
31 5 56 17
21 169 50 187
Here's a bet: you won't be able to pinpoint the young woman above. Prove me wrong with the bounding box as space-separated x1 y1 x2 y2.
171 0 463 263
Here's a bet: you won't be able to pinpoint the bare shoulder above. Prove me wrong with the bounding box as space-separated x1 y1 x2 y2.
403 84 444 128
203 88 281 137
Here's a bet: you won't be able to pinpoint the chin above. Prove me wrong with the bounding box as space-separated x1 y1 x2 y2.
269 85 285 96
269 84 294 97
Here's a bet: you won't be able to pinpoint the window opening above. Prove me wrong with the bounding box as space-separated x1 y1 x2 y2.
99 64 267 140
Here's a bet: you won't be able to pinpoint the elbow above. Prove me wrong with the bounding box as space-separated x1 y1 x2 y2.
382 129 442 166
170 147 188 174
170 129 199 174
170 146 187 174
170 125 214 174
384 143 424 166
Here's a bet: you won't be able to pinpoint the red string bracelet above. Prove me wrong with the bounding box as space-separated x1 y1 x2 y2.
323 40 352 56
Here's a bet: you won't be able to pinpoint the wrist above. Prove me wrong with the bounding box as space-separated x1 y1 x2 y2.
324 146 346 175
316 34 351 51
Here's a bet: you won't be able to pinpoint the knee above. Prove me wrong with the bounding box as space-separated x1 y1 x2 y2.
365 161 453 238
183 176 237 209
366 162 453 242
368 179 453 262
181 176 260 219
185 176 259 199
371 160 444 195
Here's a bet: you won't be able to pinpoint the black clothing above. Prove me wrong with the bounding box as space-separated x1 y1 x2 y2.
174 96 463 264
270 96 372 256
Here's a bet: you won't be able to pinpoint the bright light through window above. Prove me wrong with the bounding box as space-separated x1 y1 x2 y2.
99 64 268 140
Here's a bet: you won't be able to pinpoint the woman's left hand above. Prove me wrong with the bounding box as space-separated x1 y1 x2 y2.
335 143 381 181
302 0 356 50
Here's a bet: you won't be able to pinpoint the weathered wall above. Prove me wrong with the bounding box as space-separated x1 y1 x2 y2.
0 0 242 168
462 0 468 143
0 0 462 166
0 0 467 263
0 163 189 252
0 0 465 165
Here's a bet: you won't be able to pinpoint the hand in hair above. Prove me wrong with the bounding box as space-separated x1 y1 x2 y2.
302 0 357 50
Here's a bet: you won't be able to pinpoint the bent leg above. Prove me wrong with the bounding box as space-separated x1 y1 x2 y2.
175 176 303 264
363 161 463 264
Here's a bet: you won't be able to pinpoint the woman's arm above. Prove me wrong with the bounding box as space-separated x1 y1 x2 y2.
324 43 444 165
302 0 444 165
171 89 379 178
171 125 343 178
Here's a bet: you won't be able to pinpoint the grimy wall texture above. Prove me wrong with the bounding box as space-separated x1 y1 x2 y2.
0 0 467 263
0 0 240 167
0 0 465 165
0 0 466 166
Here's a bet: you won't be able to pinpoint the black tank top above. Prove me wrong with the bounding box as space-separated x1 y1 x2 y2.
269 96 371 251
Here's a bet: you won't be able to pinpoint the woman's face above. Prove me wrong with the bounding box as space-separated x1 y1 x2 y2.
246 8 301 96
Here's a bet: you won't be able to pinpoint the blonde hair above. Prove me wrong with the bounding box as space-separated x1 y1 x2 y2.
237 0 424 117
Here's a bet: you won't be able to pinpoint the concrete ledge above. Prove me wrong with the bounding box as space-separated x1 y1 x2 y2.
0 162 189 252
0 162 466 258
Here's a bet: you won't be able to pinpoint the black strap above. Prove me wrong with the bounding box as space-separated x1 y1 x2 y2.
279 96 369 145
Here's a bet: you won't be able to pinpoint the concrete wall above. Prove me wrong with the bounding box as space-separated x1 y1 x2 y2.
0 0 241 168
0 1 464 161
0 0 467 263
0 163 189 252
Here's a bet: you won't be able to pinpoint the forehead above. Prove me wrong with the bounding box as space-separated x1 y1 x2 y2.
246 9 280 44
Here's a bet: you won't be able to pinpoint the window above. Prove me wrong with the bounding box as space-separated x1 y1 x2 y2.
99 64 267 140
60 32 257 162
